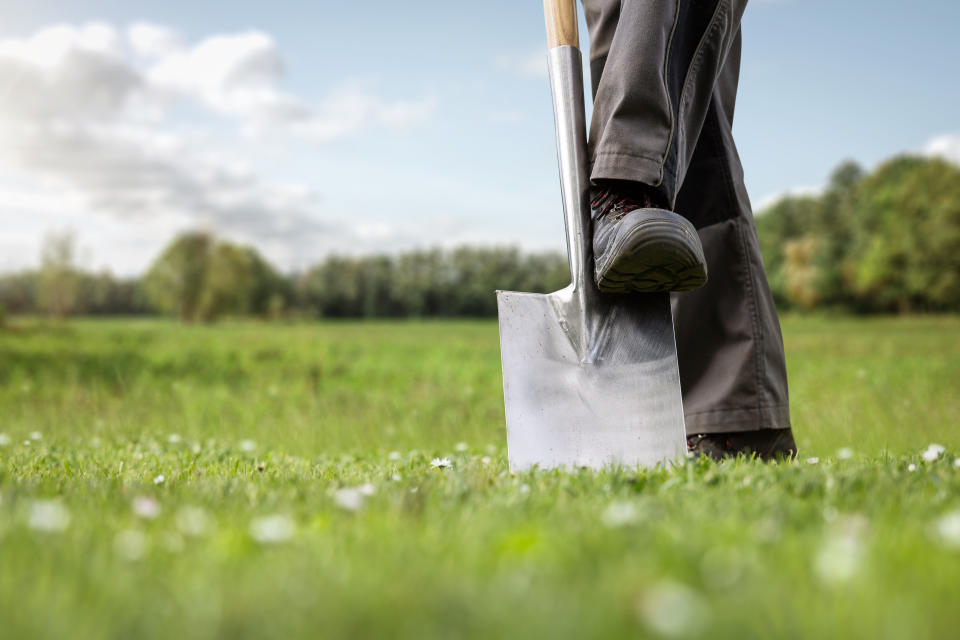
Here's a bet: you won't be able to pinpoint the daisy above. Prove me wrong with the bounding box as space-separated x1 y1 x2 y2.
132 496 160 519
430 457 452 469
334 488 366 512
249 514 294 544
922 443 945 463
28 500 70 532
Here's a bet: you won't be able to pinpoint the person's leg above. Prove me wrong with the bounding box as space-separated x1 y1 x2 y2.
581 3 795 458
583 0 747 206
581 0 746 295
672 30 795 458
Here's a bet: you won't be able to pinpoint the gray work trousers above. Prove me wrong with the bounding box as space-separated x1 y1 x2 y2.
582 0 792 435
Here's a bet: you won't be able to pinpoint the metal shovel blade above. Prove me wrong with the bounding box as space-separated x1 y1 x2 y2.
496 25 686 472
498 288 685 471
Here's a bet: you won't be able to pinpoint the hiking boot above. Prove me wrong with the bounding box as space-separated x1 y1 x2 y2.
687 430 798 462
591 182 707 293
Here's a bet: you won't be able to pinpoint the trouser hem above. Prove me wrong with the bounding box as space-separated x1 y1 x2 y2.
684 404 791 435
590 151 667 189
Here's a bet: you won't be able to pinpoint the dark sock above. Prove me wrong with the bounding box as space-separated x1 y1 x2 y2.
594 179 669 210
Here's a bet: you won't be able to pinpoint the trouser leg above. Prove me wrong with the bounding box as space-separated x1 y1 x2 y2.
671 31 792 434
582 0 747 207
581 3 792 435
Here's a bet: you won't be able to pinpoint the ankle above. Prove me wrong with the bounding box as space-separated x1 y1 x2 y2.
593 179 669 210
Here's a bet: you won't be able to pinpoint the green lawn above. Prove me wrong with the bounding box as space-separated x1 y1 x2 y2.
0 316 958 639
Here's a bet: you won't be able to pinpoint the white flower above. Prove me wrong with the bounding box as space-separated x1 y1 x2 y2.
815 515 868 584
239 439 256 453
176 506 214 537
806 457 820 465
114 529 147 561
167 434 181 444
430 457 452 469
455 442 468 452
0 433 10 446
907 464 917 472
153 474 165 485
29 431 42 440
934 511 960 549
391 474 402 481
836 447 854 460
602 501 640 527
922 443 946 463
637 581 707 637
334 488 367 512
132 496 160 520
249 514 295 544
388 451 402 461
28 500 70 532
954 458 960 469
481 456 492 465
358 483 376 496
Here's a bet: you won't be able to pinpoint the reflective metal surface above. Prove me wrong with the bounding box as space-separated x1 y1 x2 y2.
497 46 686 471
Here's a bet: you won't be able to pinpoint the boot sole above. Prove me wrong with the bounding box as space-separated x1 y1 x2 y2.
595 209 707 294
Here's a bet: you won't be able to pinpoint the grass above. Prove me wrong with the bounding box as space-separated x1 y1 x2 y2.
0 315 958 639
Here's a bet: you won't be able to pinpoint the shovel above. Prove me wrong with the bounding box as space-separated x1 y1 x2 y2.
496 0 686 471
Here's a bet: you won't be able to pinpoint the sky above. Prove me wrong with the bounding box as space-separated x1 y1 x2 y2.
1 0 958 275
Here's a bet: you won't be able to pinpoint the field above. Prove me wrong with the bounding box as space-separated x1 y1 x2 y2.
1 316 958 639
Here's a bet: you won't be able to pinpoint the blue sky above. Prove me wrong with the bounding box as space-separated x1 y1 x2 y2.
1 0 958 274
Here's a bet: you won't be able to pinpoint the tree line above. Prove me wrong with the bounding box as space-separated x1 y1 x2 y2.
0 233 569 322
1 154 958 322
755 155 960 312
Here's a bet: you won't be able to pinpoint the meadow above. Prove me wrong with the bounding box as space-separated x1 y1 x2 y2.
0 316 958 639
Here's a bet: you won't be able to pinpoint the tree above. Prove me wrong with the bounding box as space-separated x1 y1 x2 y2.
142 232 213 322
755 155 960 312
847 156 960 311
755 195 822 308
200 242 288 320
36 231 80 319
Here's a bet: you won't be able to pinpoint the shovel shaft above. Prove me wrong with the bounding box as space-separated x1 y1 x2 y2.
544 0 596 320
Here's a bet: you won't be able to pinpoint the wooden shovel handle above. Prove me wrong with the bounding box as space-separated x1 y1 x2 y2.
544 0 579 49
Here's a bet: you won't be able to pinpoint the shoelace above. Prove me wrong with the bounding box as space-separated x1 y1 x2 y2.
590 187 659 220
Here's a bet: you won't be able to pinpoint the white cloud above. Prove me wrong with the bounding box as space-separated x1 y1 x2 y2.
0 21 437 273
921 132 960 166
128 22 183 59
754 185 824 213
